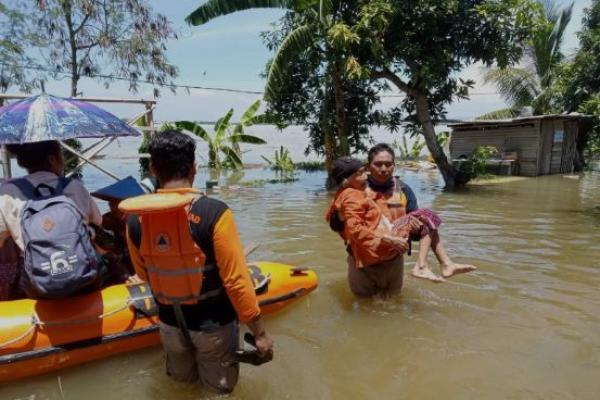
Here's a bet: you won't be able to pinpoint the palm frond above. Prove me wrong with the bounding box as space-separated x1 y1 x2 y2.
483 67 540 109
475 108 519 120
240 100 261 126
319 0 334 23
175 121 212 144
550 2 573 62
229 134 267 144
531 0 573 87
185 0 315 25
265 24 315 101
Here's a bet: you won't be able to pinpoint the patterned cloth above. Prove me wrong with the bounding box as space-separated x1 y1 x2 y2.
391 208 442 239
0 235 21 300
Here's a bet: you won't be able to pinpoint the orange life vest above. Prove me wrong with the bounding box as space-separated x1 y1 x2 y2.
366 187 408 222
119 188 220 305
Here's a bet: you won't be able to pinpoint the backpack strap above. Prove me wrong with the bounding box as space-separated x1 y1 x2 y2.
53 177 71 196
9 178 37 199
9 177 71 199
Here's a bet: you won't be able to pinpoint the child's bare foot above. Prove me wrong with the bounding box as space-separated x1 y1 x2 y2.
411 265 446 283
441 262 477 278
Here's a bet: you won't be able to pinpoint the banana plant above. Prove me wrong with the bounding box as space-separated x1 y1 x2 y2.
261 146 295 173
186 0 357 159
175 100 267 170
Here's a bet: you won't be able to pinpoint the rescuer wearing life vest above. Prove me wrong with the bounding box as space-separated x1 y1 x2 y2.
122 130 273 394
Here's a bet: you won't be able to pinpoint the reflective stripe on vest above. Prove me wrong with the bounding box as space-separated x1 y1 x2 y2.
153 287 224 303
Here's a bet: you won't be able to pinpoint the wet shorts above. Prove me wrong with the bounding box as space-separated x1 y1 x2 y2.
158 321 240 394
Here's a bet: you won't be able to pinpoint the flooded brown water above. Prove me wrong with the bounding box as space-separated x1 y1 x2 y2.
2 167 600 400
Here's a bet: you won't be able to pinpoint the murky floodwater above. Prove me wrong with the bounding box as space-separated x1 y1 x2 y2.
2 156 600 399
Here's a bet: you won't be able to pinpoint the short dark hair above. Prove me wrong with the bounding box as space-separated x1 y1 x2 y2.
6 141 61 173
368 143 395 163
149 130 196 183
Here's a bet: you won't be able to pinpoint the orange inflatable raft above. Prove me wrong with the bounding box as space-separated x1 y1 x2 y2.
0 261 317 382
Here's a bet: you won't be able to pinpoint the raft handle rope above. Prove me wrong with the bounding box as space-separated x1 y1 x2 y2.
0 294 153 350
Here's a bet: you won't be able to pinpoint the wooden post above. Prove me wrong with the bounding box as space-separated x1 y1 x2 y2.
144 102 155 135
1 145 11 179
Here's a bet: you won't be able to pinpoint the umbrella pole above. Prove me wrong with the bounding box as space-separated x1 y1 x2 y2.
1 145 11 179
60 141 120 181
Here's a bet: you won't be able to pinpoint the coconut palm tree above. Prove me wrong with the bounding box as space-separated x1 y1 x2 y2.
175 100 267 170
482 0 573 116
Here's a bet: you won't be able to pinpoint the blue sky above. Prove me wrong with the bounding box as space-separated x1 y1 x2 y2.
39 0 592 122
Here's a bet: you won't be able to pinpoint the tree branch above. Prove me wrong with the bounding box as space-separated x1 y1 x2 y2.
370 68 417 97
76 40 99 50
72 0 95 36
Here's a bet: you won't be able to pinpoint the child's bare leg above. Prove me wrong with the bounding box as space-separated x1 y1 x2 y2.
430 230 477 278
411 234 445 283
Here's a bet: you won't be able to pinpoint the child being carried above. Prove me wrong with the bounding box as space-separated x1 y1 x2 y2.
330 156 476 283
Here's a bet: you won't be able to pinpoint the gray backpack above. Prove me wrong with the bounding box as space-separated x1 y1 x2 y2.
11 178 101 298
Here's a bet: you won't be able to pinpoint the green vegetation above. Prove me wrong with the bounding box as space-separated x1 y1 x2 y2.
558 0 600 160
394 134 426 161
483 0 573 116
175 100 267 170
0 3 41 92
458 146 500 179
240 177 299 187
186 0 538 188
261 146 295 173
295 161 326 171
10 0 178 97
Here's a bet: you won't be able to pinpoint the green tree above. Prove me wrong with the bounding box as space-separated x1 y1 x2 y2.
186 0 381 181
17 0 179 178
0 2 41 93
561 0 600 160
31 0 178 97
175 100 267 170
483 0 573 115
351 0 537 187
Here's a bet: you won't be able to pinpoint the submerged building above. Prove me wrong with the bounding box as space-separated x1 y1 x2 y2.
448 114 593 176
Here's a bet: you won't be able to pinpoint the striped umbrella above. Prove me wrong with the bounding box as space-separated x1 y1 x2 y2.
0 94 140 144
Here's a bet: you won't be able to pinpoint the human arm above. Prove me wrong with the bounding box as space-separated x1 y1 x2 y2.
211 206 274 354
65 180 103 226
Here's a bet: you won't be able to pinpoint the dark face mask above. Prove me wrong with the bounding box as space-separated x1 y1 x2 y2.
368 175 394 192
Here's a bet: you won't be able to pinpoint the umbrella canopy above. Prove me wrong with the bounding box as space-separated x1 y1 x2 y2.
0 94 140 144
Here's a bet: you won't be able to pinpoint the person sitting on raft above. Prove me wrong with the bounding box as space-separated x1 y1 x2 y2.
0 140 108 299
327 156 476 284
122 130 273 394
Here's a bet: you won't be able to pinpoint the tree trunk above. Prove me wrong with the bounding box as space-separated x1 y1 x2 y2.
331 65 350 156
62 0 79 97
414 93 468 187
371 69 468 188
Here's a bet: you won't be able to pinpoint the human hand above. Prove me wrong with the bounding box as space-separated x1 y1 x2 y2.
382 234 409 253
254 331 274 357
408 216 423 232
